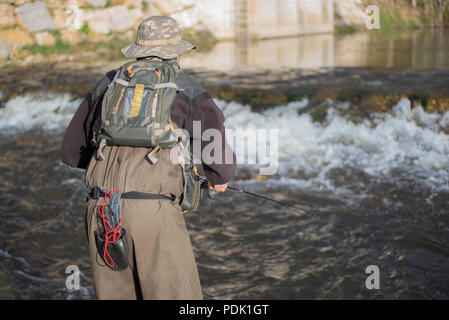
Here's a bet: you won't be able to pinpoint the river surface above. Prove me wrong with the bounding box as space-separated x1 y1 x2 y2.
182 29 449 70
0 31 449 299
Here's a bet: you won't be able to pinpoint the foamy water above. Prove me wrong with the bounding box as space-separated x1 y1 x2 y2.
1 93 448 195
0 93 82 133
219 98 449 193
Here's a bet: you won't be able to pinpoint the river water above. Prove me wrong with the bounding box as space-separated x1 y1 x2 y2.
182 29 449 70
0 30 449 299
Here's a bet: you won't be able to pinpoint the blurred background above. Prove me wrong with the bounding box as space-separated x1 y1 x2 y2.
0 0 448 299
1 0 449 69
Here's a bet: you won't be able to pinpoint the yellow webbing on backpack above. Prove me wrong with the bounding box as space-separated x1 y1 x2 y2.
130 84 144 117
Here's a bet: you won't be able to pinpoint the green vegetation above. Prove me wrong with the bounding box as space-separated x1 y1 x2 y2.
334 23 362 35
21 41 69 56
0 23 20 31
80 22 90 36
206 85 309 112
306 92 449 124
109 0 126 5
22 31 70 56
336 0 449 35
200 86 449 123
310 106 329 123
18 24 217 62
414 0 449 26
20 26 131 60
75 36 131 60
377 0 449 28
378 6 421 34
182 28 217 53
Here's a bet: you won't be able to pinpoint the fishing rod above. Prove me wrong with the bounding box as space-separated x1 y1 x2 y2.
202 178 308 214
227 186 291 207
226 185 308 214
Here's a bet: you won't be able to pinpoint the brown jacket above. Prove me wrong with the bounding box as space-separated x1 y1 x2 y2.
61 62 236 185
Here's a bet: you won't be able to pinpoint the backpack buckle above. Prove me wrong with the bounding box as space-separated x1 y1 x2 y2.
96 139 106 161
88 187 105 200
145 145 161 165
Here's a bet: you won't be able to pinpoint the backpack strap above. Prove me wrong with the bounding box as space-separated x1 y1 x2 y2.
155 82 179 90
114 78 129 87
112 78 180 91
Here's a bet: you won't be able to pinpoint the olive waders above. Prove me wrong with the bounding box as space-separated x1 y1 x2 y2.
85 146 203 299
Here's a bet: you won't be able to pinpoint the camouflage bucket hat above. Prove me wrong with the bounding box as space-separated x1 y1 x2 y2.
121 16 196 59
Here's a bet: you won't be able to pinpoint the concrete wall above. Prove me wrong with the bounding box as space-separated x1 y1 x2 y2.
194 0 236 40
172 0 335 41
245 0 334 40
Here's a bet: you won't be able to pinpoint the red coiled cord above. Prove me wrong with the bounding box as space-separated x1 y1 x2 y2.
97 189 123 268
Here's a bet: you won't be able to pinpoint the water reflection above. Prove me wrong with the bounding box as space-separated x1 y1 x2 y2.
182 30 449 70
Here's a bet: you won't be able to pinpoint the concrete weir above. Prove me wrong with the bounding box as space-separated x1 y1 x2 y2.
194 0 334 41
181 0 335 69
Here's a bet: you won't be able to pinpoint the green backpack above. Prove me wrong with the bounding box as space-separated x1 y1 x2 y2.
93 59 207 214
96 59 179 148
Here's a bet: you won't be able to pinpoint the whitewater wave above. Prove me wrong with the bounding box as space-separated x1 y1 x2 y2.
0 92 82 133
218 98 449 192
1 92 448 193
